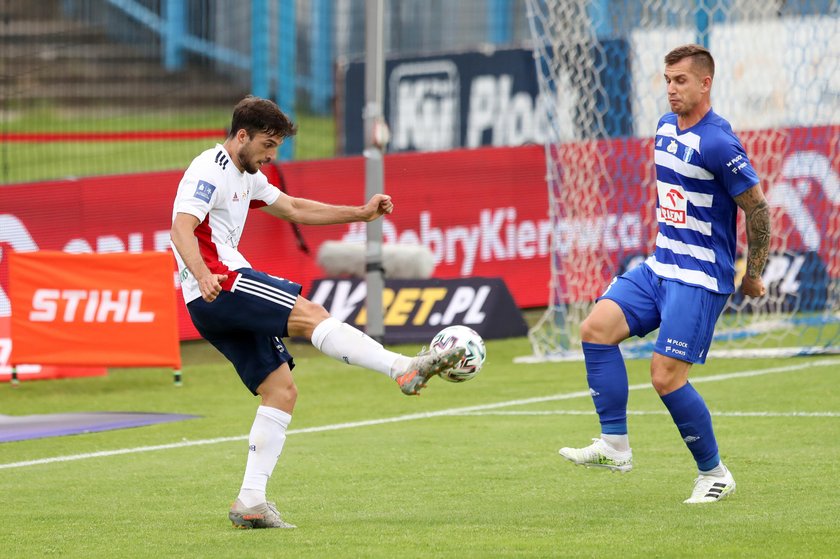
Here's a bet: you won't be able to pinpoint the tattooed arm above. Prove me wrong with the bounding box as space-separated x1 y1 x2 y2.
734 184 771 297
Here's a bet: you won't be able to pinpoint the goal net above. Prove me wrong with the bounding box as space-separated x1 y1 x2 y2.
523 0 840 361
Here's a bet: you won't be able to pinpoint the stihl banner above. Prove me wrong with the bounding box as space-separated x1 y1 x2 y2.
9 251 181 368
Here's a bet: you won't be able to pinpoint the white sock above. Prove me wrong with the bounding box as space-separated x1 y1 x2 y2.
311 317 408 379
700 462 727 477
602 433 630 452
237 406 291 507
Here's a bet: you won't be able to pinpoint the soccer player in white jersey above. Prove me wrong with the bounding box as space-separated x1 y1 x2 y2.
557 45 771 503
170 96 465 529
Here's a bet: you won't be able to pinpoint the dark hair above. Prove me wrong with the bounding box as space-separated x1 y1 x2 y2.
228 95 298 139
664 44 715 79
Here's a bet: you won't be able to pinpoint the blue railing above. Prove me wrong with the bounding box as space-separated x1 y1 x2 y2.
100 0 298 159
65 0 523 159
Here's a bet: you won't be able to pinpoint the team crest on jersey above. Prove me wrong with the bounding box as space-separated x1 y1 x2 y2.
682 147 694 163
667 140 678 154
193 180 216 203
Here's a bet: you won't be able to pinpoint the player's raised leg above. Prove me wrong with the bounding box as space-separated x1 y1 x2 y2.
559 299 634 471
293 297 465 395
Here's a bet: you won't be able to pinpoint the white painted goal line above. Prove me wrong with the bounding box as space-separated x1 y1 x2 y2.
456 410 840 418
1 357 838 470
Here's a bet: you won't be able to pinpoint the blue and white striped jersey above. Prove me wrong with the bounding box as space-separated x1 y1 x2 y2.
645 109 759 294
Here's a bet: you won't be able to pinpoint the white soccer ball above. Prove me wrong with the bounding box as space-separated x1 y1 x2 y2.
430 325 486 383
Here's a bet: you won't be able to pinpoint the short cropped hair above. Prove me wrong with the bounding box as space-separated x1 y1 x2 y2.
664 44 715 79
228 95 298 139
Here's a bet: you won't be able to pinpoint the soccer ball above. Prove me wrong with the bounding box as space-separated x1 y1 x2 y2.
430 325 486 382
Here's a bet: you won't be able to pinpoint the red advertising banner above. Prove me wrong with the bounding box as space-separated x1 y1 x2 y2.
0 316 107 382
9 252 181 368
0 126 837 341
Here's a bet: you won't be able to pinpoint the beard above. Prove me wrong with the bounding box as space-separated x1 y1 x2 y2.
241 159 260 174
237 146 262 174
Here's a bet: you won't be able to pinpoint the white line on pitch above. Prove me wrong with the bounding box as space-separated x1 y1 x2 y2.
1 357 838 470
456 410 840 418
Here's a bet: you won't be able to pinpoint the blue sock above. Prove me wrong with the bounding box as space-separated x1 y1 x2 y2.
660 382 720 471
582 342 628 435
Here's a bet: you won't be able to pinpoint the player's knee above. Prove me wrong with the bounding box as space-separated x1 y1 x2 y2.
295 298 329 321
649 365 684 396
261 380 298 411
649 370 671 395
580 315 611 344
580 303 629 345
289 298 331 338
284 382 298 407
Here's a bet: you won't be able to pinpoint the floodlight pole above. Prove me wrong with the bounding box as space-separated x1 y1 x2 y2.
363 0 387 342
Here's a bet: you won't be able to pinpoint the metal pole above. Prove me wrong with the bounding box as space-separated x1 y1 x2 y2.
251 0 269 98
364 0 386 342
164 0 186 71
277 0 296 161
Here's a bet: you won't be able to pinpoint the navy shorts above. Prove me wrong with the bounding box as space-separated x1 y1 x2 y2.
599 263 729 364
187 268 302 395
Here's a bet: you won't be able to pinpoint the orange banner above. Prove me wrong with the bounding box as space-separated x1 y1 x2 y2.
9 251 181 368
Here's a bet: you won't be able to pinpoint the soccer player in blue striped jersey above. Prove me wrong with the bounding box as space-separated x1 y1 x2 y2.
558 45 771 504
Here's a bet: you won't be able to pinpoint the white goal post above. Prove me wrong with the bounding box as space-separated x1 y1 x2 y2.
521 0 840 361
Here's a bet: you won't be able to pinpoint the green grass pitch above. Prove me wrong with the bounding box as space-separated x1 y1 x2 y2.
2 336 839 558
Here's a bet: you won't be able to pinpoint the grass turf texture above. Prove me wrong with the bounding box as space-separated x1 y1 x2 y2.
1 336 839 558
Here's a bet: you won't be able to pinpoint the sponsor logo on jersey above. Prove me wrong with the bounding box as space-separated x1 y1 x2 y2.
725 154 748 175
667 140 678 154
194 180 216 203
659 187 687 224
232 192 239 202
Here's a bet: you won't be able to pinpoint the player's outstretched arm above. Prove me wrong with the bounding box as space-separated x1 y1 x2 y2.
734 183 771 298
263 192 393 225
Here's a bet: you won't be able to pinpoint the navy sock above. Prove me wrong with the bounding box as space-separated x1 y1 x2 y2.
660 382 720 471
582 342 628 435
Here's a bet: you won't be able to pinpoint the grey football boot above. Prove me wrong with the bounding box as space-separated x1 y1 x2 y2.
229 499 296 529
395 346 466 395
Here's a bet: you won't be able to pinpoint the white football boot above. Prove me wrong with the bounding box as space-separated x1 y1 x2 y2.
683 464 736 504
558 438 633 473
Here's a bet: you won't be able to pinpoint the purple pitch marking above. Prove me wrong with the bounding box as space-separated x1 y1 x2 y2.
0 412 200 442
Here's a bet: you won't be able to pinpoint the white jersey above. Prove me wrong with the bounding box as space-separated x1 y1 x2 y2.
171 144 282 303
